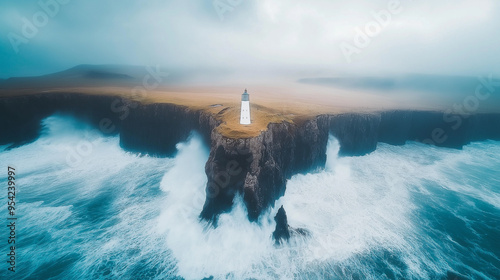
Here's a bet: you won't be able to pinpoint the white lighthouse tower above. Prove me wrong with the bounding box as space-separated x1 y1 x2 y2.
240 89 251 125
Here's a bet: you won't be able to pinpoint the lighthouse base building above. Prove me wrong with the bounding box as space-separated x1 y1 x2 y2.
240 89 251 125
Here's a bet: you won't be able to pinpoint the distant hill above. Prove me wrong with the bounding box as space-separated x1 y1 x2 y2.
0 64 174 89
48 64 137 79
0 64 244 91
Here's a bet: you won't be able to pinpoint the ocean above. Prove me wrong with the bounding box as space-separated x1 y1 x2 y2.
1 114 499 279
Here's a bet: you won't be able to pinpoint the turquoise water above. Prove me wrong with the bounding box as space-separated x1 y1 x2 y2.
0 115 499 279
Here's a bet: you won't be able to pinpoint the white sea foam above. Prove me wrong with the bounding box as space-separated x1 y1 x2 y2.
1 114 498 279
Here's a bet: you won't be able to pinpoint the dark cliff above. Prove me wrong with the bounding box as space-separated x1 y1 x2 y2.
201 110 500 222
334 110 500 155
329 113 381 156
200 117 329 222
120 103 203 156
0 93 122 148
0 93 215 156
1 93 500 223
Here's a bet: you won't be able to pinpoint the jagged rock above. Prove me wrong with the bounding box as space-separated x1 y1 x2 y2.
273 206 290 244
272 206 310 245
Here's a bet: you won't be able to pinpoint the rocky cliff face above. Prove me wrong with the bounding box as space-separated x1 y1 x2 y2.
201 110 500 222
0 93 122 148
120 103 202 156
200 117 329 222
329 113 381 156
0 93 215 156
1 93 500 224
333 110 500 155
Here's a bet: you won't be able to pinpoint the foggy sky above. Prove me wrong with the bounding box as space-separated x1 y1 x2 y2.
1 0 500 79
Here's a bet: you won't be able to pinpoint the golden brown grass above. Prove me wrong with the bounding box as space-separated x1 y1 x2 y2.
0 81 438 138
213 103 291 138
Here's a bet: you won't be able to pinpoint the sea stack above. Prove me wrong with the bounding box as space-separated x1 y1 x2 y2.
273 206 291 245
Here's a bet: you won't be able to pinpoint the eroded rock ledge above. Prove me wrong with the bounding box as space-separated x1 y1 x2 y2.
200 116 329 222
1 93 500 223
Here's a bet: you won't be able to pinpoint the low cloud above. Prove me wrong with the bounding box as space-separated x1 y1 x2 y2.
1 0 499 78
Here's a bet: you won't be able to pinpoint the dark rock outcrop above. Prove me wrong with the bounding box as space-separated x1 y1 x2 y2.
329 113 381 156
273 206 290 244
0 92 215 156
0 93 122 148
329 110 500 156
272 205 309 245
120 103 201 156
200 117 330 222
377 110 500 149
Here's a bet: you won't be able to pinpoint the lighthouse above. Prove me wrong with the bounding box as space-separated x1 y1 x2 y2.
240 89 251 125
